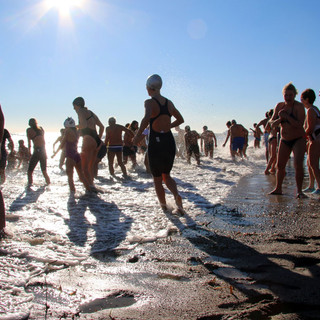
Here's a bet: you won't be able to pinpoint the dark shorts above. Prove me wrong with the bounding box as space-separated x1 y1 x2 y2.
123 146 137 157
108 145 123 153
232 137 245 151
97 144 107 159
28 147 47 173
187 144 200 156
0 152 7 169
148 131 175 177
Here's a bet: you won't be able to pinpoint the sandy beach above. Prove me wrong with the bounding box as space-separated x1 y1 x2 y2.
1 134 320 320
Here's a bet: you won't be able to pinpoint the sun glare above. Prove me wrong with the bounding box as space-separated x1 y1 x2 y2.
45 0 85 18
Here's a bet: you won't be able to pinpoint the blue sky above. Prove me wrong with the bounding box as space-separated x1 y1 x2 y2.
0 0 319 134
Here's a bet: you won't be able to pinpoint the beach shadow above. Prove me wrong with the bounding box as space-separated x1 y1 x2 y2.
165 211 320 315
66 193 133 260
9 186 46 212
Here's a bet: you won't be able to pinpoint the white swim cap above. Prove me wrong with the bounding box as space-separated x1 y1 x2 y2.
146 74 162 90
64 117 76 128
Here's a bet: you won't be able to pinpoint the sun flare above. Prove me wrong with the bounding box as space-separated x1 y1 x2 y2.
45 0 85 18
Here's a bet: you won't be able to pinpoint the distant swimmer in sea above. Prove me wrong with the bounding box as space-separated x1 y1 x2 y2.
184 125 201 165
222 121 232 157
73 97 104 187
250 123 263 148
52 117 94 193
268 82 306 198
301 88 320 194
0 105 6 239
26 118 51 187
133 74 184 213
0 128 14 183
105 116 134 177
200 125 217 159
17 140 30 170
123 121 138 169
229 120 248 159
53 128 66 170
264 110 279 175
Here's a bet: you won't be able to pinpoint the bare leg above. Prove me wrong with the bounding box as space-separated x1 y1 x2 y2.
153 176 166 209
107 152 116 176
269 140 291 195
292 138 306 196
309 141 320 189
162 173 183 211
115 152 127 176
66 158 75 192
0 191 5 233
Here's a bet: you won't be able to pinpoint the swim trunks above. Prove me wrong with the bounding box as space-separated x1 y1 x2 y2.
108 145 123 153
232 137 245 151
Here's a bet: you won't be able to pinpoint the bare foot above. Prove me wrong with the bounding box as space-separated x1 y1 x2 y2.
175 195 185 215
269 189 282 195
296 192 307 199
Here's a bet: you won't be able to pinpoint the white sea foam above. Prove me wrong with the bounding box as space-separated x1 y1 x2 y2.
0 132 266 316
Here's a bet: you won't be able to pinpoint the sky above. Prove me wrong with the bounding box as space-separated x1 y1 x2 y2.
0 0 319 134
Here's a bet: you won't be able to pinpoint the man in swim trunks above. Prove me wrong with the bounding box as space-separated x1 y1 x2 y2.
268 82 306 198
133 74 184 213
250 123 263 148
105 117 134 177
200 125 217 159
185 126 201 165
27 118 50 186
229 120 248 159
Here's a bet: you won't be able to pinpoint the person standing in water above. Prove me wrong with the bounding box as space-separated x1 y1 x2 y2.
133 74 184 212
269 83 306 198
200 125 217 159
0 105 6 238
52 117 94 193
26 118 50 187
72 97 104 187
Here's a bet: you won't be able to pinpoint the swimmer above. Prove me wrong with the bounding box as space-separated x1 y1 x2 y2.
200 125 217 159
184 125 201 165
133 74 184 213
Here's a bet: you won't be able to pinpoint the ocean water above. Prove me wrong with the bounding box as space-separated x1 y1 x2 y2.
0 132 268 319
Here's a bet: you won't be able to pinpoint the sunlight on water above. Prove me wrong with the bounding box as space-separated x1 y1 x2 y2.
0 132 267 318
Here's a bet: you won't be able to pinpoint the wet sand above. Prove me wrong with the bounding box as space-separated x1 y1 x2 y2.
22 161 320 320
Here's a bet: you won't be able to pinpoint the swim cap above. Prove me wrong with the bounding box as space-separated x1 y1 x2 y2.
64 117 76 128
146 74 162 90
73 97 85 108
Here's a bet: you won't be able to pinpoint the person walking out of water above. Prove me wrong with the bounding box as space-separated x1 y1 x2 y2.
52 117 94 193
17 140 30 170
133 74 184 212
185 126 201 165
123 121 138 169
222 121 232 157
0 128 14 184
269 83 306 198
229 120 248 159
200 125 217 159
0 105 6 239
174 125 186 158
105 117 133 177
301 88 320 194
73 97 104 187
27 118 50 187
53 128 66 170
250 123 263 148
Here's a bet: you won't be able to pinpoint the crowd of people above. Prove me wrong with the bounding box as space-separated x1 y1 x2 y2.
0 79 319 238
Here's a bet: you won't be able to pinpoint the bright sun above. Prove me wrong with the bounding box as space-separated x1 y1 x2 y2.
45 0 85 18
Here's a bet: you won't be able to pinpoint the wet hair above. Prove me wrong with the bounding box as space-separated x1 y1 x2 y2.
268 109 274 118
203 125 208 130
18 139 24 145
73 97 85 108
282 82 298 96
226 121 231 127
185 125 190 131
253 123 257 127
109 117 116 125
130 120 138 130
146 74 162 90
231 119 236 125
28 118 39 130
301 88 316 104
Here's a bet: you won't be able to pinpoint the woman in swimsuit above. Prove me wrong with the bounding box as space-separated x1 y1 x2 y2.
133 74 184 213
73 97 104 187
52 117 94 193
301 89 320 194
268 83 306 197
26 118 50 187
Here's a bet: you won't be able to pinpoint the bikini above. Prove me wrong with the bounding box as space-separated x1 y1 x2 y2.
80 111 101 147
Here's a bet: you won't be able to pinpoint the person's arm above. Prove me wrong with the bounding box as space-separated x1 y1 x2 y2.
169 103 184 129
305 108 316 137
213 133 217 147
133 101 152 145
94 114 104 139
279 103 305 129
269 104 282 129
104 128 109 146
52 131 67 158
222 130 230 147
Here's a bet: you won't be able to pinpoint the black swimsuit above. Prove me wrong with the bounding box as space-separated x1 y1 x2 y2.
148 98 176 177
80 111 101 147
